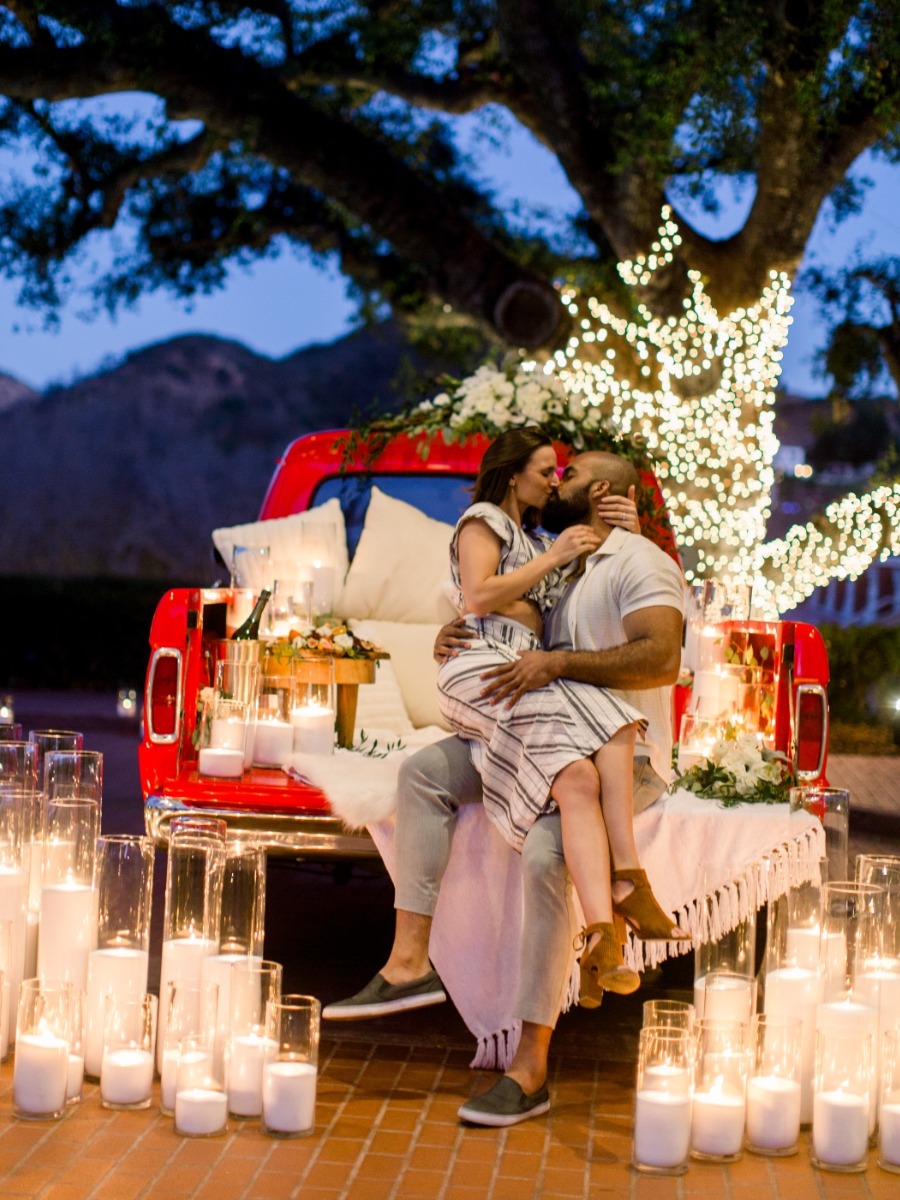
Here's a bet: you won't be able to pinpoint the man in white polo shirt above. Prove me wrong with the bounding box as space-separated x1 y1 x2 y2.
324 450 685 1126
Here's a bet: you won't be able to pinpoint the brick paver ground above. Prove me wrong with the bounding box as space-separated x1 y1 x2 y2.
1 1035 897 1200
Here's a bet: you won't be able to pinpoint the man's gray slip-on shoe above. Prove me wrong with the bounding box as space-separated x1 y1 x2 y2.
457 1076 551 1127
322 970 446 1020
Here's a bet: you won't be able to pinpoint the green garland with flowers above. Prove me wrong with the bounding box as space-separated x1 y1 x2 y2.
672 731 796 808
339 362 673 539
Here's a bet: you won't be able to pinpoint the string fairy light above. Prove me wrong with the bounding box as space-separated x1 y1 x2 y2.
522 206 898 617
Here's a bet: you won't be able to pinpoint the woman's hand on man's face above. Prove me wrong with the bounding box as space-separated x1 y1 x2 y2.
597 484 640 534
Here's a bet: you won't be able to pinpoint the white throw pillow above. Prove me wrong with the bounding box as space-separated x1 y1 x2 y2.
212 498 350 583
349 619 451 731
339 487 458 624
347 620 415 738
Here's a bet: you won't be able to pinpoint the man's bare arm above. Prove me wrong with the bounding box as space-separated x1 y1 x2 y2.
479 606 683 706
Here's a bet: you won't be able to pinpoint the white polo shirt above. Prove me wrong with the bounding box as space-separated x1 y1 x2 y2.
544 527 686 784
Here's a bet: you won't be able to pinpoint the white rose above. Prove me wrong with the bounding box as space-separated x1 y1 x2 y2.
568 395 585 420
334 633 354 651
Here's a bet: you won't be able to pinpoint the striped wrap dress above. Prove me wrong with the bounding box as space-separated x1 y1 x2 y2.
436 502 647 852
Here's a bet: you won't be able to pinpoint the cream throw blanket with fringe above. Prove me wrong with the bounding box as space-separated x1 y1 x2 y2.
286 745 825 1070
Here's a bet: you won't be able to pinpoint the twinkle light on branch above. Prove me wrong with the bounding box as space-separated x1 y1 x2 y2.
521 206 893 616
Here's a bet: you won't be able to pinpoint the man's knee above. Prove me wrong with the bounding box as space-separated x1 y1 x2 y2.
521 814 566 886
397 736 482 819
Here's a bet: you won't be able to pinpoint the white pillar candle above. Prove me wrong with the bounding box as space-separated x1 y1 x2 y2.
694 974 754 1025
0 979 9 1060
746 1075 801 1151
37 882 98 990
854 960 900 1039
633 1090 692 1169
764 966 824 1124
290 706 335 756
690 1089 746 1158
812 1089 869 1167
157 936 218 1071
0 866 28 1047
253 721 294 767
227 1032 275 1117
175 1087 228 1136
84 947 150 1077
785 927 845 975
691 670 722 717
197 747 244 778
262 1061 317 1135
66 1053 84 1101
101 1048 154 1106
879 1101 900 1168
13 1032 69 1115
718 669 740 709
816 997 878 1133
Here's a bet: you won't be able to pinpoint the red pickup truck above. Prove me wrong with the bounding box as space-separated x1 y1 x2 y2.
138 429 828 857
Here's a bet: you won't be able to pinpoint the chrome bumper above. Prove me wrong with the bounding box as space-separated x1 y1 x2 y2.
144 794 378 859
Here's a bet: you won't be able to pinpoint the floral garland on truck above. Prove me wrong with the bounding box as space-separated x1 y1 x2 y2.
341 362 673 543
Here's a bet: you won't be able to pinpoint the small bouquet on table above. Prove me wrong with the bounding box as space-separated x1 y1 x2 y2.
263 622 390 753
672 731 796 808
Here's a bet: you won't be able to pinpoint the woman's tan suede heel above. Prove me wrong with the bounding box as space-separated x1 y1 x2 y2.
576 920 640 1008
612 868 691 940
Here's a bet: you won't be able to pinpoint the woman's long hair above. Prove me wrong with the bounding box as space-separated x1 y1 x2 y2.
471 426 554 530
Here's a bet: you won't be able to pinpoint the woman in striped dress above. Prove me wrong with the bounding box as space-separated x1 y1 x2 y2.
437 427 677 1004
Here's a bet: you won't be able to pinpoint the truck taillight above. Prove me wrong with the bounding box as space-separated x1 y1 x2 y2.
146 648 182 745
794 683 829 782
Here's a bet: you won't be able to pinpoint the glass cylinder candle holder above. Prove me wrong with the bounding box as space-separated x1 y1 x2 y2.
0 739 37 789
262 580 295 639
856 854 900 960
695 867 757 1031
790 787 850 885
745 1014 802 1156
632 1026 694 1175
0 921 11 1061
291 658 335 757
66 985 85 1104
199 695 251 780
694 970 757 1026
38 797 100 990
175 1033 227 1137
44 750 103 803
811 1029 872 1172
290 580 314 629
159 979 219 1115
253 675 295 768
820 881 884 999
690 1019 749 1162
262 995 321 1138
230 544 270 592
0 787 29 1050
879 1030 900 1173
677 713 721 771
202 840 267 1063
5 743 43 982
0 723 22 740
13 979 71 1120
763 853 828 973
28 729 84 777
100 993 156 1110
227 958 283 1118
84 835 154 1079
642 999 695 1033
157 820 225 1072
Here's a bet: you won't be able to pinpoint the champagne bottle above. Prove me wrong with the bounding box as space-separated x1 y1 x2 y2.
231 588 271 640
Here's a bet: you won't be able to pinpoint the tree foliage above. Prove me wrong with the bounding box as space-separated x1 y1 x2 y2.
1 1 899 352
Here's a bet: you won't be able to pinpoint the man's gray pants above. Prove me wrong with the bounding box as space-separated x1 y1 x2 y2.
393 735 667 1030
393 735 576 1029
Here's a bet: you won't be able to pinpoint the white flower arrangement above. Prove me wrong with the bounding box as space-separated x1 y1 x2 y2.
673 731 796 807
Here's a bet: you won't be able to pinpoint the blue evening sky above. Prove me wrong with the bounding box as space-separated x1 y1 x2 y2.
0 116 898 397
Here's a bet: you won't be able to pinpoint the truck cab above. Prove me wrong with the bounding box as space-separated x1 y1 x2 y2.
138 429 827 855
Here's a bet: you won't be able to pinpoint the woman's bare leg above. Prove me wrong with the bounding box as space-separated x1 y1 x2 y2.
591 725 642 904
549 758 612 927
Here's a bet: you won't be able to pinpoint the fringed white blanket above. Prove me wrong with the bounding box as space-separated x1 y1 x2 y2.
286 746 825 1071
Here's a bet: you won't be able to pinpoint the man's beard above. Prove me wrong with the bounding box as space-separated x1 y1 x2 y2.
540 486 592 533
